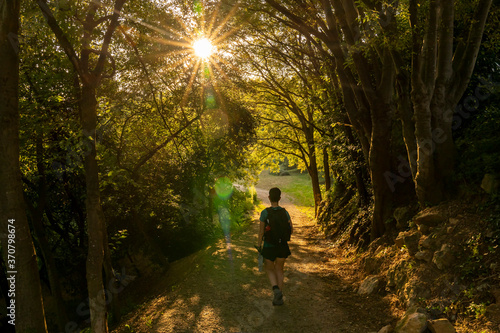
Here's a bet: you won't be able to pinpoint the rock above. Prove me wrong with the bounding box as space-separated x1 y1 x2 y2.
415 250 433 263
427 318 456 333
404 231 422 256
358 275 380 295
414 211 446 228
418 224 430 235
481 173 499 194
433 244 455 270
405 281 431 308
378 324 393 333
449 218 459 225
419 236 436 250
394 312 428 333
395 231 422 255
447 226 454 234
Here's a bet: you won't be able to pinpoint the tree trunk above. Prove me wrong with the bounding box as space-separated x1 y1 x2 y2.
80 83 109 333
343 125 370 206
396 76 418 179
0 1 48 330
368 101 393 241
413 94 441 205
305 130 322 215
323 147 331 192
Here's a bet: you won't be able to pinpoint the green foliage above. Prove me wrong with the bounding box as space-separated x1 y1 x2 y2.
459 234 489 280
457 104 500 184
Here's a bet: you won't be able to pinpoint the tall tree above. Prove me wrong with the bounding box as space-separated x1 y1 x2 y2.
409 0 493 205
0 0 48 331
261 0 396 239
36 0 127 331
241 30 325 212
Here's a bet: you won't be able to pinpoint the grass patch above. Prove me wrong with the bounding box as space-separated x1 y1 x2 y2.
256 169 315 207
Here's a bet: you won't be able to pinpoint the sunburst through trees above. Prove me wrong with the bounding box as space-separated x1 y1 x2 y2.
123 0 241 108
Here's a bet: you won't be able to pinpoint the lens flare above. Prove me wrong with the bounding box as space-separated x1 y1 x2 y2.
214 177 233 199
193 38 214 59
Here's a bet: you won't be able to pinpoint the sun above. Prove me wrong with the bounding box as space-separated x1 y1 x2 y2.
193 38 214 59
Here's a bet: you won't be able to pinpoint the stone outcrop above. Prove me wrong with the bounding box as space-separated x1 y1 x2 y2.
394 312 428 333
395 230 422 256
358 275 380 295
427 318 456 333
432 244 455 270
414 211 446 228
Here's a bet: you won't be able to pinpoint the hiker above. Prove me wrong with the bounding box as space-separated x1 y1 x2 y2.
257 187 293 306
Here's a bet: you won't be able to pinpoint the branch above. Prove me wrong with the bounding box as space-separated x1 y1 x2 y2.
37 0 81 76
451 0 493 104
422 0 438 89
258 141 305 162
131 115 200 177
433 0 454 102
94 0 127 79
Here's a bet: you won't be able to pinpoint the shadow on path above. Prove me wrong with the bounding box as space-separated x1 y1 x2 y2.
112 189 395 332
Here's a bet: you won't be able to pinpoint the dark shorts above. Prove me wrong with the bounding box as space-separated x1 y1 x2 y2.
262 243 291 261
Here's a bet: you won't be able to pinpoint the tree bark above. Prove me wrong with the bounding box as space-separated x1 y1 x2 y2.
307 143 322 216
37 1 128 330
81 84 109 333
323 147 331 192
368 100 393 240
410 0 492 205
0 0 48 331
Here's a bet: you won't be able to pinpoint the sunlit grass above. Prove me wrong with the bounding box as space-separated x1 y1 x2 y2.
256 169 315 207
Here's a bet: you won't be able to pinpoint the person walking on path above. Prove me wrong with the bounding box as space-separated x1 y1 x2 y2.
257 187 293 306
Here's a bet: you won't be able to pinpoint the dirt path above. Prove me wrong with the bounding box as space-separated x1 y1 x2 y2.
113 190 395 332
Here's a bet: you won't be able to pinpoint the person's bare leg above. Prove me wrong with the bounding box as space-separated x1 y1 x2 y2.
265 259 278 286
274 258 286 290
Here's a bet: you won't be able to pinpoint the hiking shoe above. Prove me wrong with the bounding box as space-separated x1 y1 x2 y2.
272 288 284 306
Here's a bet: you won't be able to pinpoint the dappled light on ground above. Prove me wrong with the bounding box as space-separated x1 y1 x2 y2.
112 188 395 332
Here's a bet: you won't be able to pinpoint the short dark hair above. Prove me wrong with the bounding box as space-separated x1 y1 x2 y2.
269 187 281 202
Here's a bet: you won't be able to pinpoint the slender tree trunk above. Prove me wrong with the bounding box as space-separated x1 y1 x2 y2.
305 129 322 215
323 147 331 192
80 83 109 333
396 76 418 179
368 101 393 240
308 163 322 217
0 1 48 330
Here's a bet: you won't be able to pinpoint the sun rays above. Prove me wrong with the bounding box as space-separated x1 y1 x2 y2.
193 38 214 59
128 0 241 108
